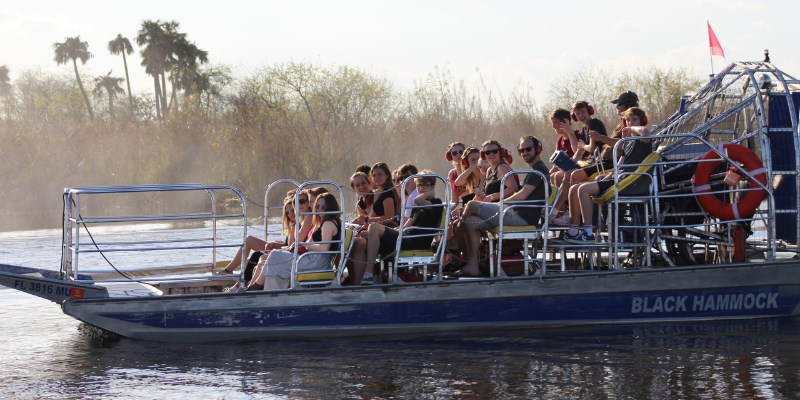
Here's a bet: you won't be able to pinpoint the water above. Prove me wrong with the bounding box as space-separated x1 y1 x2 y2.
2 228 800 399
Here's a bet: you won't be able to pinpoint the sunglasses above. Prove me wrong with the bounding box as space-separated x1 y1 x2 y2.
517 146 534 154
450 149 464 157
298 198 308 205
481 148 500 156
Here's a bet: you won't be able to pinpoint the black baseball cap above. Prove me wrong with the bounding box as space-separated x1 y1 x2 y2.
611 91 639 106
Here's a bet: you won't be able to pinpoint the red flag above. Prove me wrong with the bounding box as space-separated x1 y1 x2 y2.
707 22 725 58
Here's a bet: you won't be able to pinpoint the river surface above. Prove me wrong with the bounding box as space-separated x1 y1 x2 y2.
1 227 800 399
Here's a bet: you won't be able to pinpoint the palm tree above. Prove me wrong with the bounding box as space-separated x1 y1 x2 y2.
136 20 173 119
137 20 208 118
169 38 208 102
108 34 134 116
53 36 94 120
93 71 125 118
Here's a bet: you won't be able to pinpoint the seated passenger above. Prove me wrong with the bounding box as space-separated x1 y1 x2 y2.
345 163 400 284
550 101 609 225
564 107 652 243
587 91 640 170
355 171 444 284
396 163 419 221
453 136 550 276
453 147 487 209
223 195 297 291
475 140 519 203
298 187 329 241
368 162 401 227
548 108 588 188
248 192 341 290
444 142 470 206
350 172 373 222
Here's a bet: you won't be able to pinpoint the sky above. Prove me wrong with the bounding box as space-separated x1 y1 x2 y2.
1 0 799 103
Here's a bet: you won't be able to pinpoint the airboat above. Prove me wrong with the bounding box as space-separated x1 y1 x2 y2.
2 59 800 343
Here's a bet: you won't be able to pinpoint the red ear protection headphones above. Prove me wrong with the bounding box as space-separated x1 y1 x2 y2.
519 136 543 157
571 103 595 122
505 152 513 164
532 137 543 156
479 141 508 160
445 142 465 161
460 147 479 169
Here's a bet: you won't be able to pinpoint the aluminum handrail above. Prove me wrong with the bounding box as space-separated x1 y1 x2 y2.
289 181 347 289
497 169 549 277
62 184 247 280
394 173 451 283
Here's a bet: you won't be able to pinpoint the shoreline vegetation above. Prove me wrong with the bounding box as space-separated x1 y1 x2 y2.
0 20 702 232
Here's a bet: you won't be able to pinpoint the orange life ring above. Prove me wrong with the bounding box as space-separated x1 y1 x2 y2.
692 144 767 220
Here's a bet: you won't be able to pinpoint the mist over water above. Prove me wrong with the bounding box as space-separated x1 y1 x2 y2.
0 61 702 233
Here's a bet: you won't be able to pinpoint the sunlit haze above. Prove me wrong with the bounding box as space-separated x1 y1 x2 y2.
2 0 798 101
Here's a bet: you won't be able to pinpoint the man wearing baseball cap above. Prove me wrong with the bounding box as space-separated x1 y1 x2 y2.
610 91 639 107
586 91 641 164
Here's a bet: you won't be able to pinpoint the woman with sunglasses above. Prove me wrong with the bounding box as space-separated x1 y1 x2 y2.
476 139 519 203
445 142 470 207
296 187 330 243
248 192 342 290
367 162 400 227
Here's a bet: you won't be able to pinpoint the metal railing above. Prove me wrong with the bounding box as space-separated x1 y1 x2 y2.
62 184 247 281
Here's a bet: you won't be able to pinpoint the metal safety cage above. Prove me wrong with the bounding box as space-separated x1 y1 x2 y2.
651 60 800 246
61 184 248 281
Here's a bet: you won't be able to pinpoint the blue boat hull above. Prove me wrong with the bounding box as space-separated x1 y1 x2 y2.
61 261 800 342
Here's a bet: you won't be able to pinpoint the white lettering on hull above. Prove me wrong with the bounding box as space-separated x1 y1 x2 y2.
631 293 779 314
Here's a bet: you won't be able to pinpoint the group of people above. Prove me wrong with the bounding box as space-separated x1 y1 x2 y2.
219 91 654 290
546 91 653 242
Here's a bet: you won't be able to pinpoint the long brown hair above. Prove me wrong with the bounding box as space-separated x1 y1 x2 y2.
312 192 341 227
462 146 482 190
281 195 295 237
370 162 400 210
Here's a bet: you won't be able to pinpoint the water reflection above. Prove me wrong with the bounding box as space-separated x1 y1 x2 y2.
3 296 799 399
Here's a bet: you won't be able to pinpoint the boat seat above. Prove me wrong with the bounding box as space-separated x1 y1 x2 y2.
296 227 355 288
488 225 540 235
391 173 452 283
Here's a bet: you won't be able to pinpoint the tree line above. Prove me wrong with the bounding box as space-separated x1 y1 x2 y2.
0 20 703 230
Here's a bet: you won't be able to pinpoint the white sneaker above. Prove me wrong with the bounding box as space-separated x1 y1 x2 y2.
550 213 571 226
361 272 375 285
